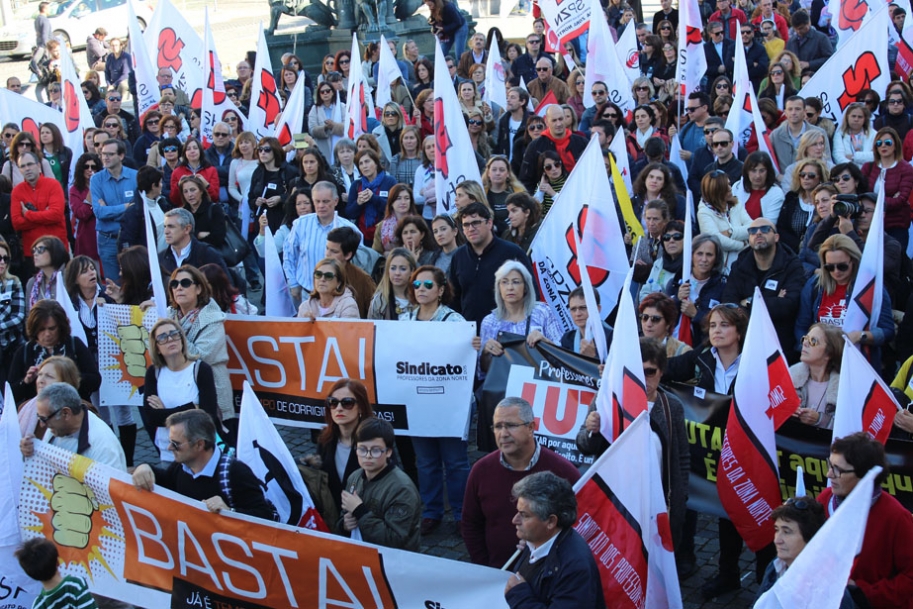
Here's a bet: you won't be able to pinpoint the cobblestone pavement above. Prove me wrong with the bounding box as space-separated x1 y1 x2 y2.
128 408 763 608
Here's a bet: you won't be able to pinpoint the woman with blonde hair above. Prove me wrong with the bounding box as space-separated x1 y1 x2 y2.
776 158 828 253
789 323 843 430
698 170 752 271
566 68 586 118
16 356 81 439
368 248 417 319
466 107 492 159
832 102 875 168
780 130 832 191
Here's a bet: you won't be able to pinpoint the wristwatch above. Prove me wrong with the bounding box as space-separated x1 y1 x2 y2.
861 331 868 344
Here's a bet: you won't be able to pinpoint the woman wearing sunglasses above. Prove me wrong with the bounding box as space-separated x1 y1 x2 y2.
510 117 545 178
774 158 827 254
1 132 53 188
141 318 219 462
861 127 913 251
533 151 568 217
640 220 687 302
166 265 234 438
298 257 359 320
132 111 162 167
795 235 894 370
789 323 843 430
638 292 691 357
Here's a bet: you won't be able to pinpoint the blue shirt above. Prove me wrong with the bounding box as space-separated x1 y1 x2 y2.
90 166 138 234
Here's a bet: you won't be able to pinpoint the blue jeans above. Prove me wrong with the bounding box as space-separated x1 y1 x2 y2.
441 22 470 60
97 230 120 282
412 436 470 521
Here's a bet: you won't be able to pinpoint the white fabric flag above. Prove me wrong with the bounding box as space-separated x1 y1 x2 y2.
483 37 507 111
798 5 890 126
0 90 65 149
272 76 306 156
574 231 609 362
56 271 88 345
832 335 900 444
754 467 881 609
264 226 296 318
843 189 884 334
669 134 689 184
608 120 633 192
584 0 635 114
143 0 204 102
237 381 326 529
573 412 683 609
144 206 170 321
615 19 641 85
538 0 590 48
828 0 880 49
345 33 373 139
128 0 159 117
200 9 240 147
795 465 807 497
518 76 536 112
58 42 94 184
682 192 694 285
247 26 282 139
433 38 483 213
376 34 406 110
675 0 707 98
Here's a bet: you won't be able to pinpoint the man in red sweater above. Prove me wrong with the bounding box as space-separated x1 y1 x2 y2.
10 150 68 275
461 397 581 568
818 432 913 609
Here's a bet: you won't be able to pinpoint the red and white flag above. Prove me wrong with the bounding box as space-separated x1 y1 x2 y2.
518 76 536 113
608 118 633 191
247 26 282 139
538 0 590 49
583 0 635 114
263 226 296 318
832 336 900 444
675 0 707 97
596 269 646 442
200 10 237 147
58 42 94 182
143 0 204 106
530 135 629 333
0 88 64 146
574 231 610 362
432 38 482 213
754 467 881 609
725 20 779 171
272 76 306 152
237 381 327 530
128 0 159 117
675 192 694 346
843 188 884 336
375 34 406 110
573 412 683 608
827 0 880 49
798 4 890 126
533 90 559 116
895 0 913 81
615 19 641 86
718 288 799 551
483 38 507 111
345 33 372 140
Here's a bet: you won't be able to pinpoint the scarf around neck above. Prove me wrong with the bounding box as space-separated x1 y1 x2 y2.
543 129 577 173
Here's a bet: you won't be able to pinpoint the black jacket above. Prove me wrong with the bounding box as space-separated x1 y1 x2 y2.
671 271 727 348
9 337 100 403
703 39 735 83
495 109 529 157
666 347 734 394
204 142 234 191
511 51 554 87
118 196 172 252
159 237 231 287
744 41 770 90
518 132 588 192
318 436 360 515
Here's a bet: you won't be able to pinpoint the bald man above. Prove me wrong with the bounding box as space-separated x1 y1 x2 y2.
722 217 805 359
526 57 571 106
518 105 587 191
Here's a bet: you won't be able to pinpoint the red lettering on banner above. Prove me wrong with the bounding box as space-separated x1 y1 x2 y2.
520 380 594 436
837 52 882 109
64 81 80 133
433 98 452 178
157 28 184 72
862 381 898 444
839 0 869 32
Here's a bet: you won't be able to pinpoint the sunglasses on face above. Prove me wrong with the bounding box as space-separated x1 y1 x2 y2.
662 232 684 242
643 366 659 377
326 396 357 409
162 146 178 153
468 119 483 125
888 99 905 105
340 59 350 65
314 270 337 280
704 128 719 135
640 314 663 323
32 245 48 254
824 262 851 272
747 225 775 235
712 140 731 147
798 172 819 179
84 163 98 170
715 83 729 89
770 70 784 75
226 116 238 122
383 111 399 117
661 25 671 30
801 335 821 347
528 124 544 131
876 139 894 147
258 146 273 153
104 123 120 128
170 278 196 289
536 67 550 72
592 90 607 96
155 329 182 344
107 96 121 101
635 86 649 91
0 255 9 264
413 280 435 289
603 113 618 119
543 163 561 171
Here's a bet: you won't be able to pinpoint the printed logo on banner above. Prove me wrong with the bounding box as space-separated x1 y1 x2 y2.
157 28 184 71
433 98 452 177
565 207 609 286
256 70 281 127
98 305 157 406
837 52 882 109
64 81 80 132
840 0 869 30
171 577 267 609
20 117 39 140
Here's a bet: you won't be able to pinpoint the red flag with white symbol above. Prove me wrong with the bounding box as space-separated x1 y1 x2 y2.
718 288 799 551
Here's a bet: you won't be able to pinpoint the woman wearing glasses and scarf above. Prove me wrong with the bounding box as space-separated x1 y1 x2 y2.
794 235 894 372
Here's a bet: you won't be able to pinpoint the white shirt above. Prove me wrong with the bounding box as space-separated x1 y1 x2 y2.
711 348 741 394
48 411 127 472
528 531 560 563
182 446 222 479
171 241 192 267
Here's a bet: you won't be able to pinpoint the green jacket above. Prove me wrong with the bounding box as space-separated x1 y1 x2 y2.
343 464 421 551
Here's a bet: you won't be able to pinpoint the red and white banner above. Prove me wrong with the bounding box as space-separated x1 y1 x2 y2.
538 0 591 49
754 467 881 609
0 88 66 147
143 0 204 107
717 287 799 551
583 0 635 113
15 442 509 608
200 9 238 147
237 381 326 530
675 0 707 97
533 90 559 115
895 0 913 80
432 38 483 213
595 270 647 442
247 27 282 139
483 36 508 111
615 19 641 86
798 4 890 126
272 76 306 151
58 42 95 183
345 33 373 140
530 135 629 333
828 0 881 49
833 335 900 444
843 188 884 335
724 20 779 171
573 413 683 608
128 0 159 117
263 226 296 317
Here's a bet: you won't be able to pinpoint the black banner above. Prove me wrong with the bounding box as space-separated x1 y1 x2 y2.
171 577 269 609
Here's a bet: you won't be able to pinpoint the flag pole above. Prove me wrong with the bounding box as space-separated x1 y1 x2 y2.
501 548 522 570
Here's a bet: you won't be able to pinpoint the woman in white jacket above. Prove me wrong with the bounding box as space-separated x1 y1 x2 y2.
697 170 752 273
732 151 785 223
832 102 875 168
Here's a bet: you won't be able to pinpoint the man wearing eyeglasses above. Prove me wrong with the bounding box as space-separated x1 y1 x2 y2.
21 383 126 471
577 81 610 133
511 34 553 86
722 217 805 360
204 121 234 204
817 432 913 608
463 397 580 568
519 105 587 192
132 409 275 519
770 96 830 169
527 57 570 105
11 151 68 271
703 21 735 85
93 89 139 144
674 92 711 162
703 128 743 185
740 24 770 91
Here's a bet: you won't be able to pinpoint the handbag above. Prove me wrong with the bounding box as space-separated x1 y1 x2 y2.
209 203 250 267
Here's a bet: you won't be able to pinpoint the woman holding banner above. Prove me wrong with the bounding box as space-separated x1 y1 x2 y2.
400 265 471 535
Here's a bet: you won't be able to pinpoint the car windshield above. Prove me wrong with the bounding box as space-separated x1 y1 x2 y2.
47 0 78 16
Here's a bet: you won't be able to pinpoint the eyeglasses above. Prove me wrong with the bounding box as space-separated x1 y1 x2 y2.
491 421 530 432
17 142 32 147
326 396 357 409
1 132 14 139
712 140 731 147
340 59 350 65
576 80 585 85
84 163 98 170
785 497 811 509
468 119 483 125
827 461 854 477
227 91 239 98
711 30 723 36
32 245 48 254
225 116 238 122
168 439 187 451
527 124 545 131
383 111 399 117
498 278 524 287
536 67 551 72
806 112 817 118
320 89 334 95
48 87 59 93
770 70 784 76
155 329 182 344
603 112 618 119
543 163 561 171
462 219 486 230
643 367 659 377
37 408 63 424
0 256 9 264
104 123 120 128
213 132 230 137
356 446 388 458
640 313 663 323
528 39 541 44
147 119 160 126
314 270 337 280
747 225 775 235
801 334 821 347
169 278 196 289
835 173 853 182
876 139 894 147
635 86 649 91
107 96 121 101
163 145 178 153
258 146 273 153
703 128 719 135
413 280 435 289
741 29 753 35
662 232 684 242
888 99 905 105
824 262 851 273
798 172 819 179
685 106 701 113
592 90 607 96
661 25 672 30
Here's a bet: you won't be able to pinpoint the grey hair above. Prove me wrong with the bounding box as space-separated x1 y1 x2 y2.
691 233 725 275
512 471 578 529
165 409 215 450
38 383 83 415
493 260 536 320
165 207 195 232
496 396 535 423
213 121 230 132
312 180 339 199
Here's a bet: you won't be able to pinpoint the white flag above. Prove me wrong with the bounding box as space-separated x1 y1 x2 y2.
237 381 326 530
272 76 306 157
843 189 884 334
615 19 641 85
795 465 806 497
57 42 94 184
143 0 204 102
754 467 882 609
483 37 507 111
675 0 707 98
584 0 635 113
376 34 406 109
832 335 900 444
144 206 170 321
828 0 879 49
345 33 372 140
433 38 483 213
574 230 610 362
56 271 87 346
608 118 633 192
247 26 282 139
518 76 536 112
200 9 239 147
669 134 689 184
128 0 159 117
264 226 296 318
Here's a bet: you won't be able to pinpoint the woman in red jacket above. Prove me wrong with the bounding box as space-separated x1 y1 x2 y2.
169 137 220 206
861 127 913 252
